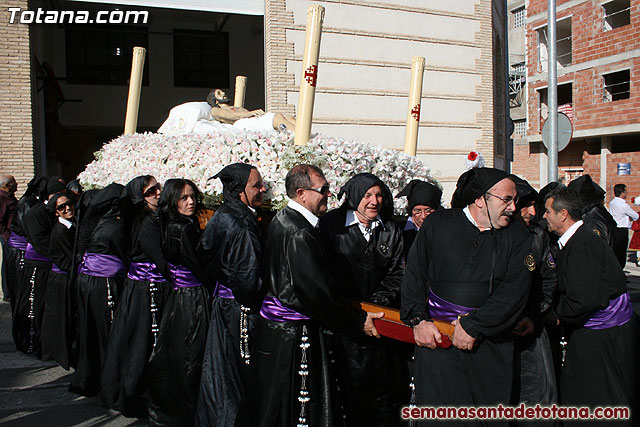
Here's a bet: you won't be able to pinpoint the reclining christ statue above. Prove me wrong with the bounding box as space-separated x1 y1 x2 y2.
207 89 297 133
158 90 297 136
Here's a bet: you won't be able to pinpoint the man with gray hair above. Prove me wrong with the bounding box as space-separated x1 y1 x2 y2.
544 186 638 416
238 164 382 427
0 174 18 301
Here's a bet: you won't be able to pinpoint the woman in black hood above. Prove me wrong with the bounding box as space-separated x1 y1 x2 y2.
319 172 408 427
69 183 128 397
13 176 65 356
99 175 170 417
5 176 46 313
41 191 77 369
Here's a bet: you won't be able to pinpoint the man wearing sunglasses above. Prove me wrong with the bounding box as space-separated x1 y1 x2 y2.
239 164 382 427
402 167 532 414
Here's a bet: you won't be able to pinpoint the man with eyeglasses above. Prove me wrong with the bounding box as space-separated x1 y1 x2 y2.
402 167 532 416
238 164 382 427
395 179 442 261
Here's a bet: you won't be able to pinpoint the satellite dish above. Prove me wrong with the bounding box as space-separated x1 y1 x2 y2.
542 112 573 152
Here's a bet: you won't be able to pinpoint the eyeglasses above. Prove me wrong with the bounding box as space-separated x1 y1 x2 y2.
143 183 162 197
412 207 436 216
303 184 330 195
56 201 73 212
485 192 517 206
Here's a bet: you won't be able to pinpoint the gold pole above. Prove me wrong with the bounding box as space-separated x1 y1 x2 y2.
234 76 247 108
294 5 325 146
124 47 146 135
403 56 425 156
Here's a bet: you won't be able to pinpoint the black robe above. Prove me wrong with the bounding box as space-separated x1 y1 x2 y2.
14 202 55 355
70 214 127 397
320 207 408 426
41 219 75 369
582 205 619 250
147 216 211 427
99 212 171 417
554 224 639 423
195 200 264 427
512 219 558 412
396 216 418 263
5 194 36 312
237 206 365 427
401 208 531 425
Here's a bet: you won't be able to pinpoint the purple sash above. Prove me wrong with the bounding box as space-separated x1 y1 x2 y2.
428 290 475 323
168 263 202 289
127 262 167 283
584 292 633 330
24 243 50 262
215 282 235 299
79 253 126 278
260 294 310 322
8 232 28 251
51 264 67 275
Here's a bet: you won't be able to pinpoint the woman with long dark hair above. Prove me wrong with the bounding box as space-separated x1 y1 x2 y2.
41 192 77 369
99 175 170 417
147 178 212 427
69 183 127 397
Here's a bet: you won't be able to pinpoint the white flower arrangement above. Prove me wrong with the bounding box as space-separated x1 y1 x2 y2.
78 130 436 214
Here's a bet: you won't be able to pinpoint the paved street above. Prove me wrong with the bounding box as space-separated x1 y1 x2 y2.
1 260 640 426
0 301 146 426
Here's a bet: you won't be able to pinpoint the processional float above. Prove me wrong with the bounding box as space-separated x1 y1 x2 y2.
120 5 449 346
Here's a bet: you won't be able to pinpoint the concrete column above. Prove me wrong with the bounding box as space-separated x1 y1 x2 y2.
600 136 612 193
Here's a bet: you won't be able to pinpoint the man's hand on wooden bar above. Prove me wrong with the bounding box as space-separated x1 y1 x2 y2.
363 312 384 338
413 320 442 349
451 318 475 351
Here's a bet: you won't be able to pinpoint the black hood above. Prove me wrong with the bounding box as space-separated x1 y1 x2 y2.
338 173 394 221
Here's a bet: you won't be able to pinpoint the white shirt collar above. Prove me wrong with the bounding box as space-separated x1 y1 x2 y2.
58 217 73 229
287 199 319 228
463 206 491 231
345 209 383 242
558 220 583 250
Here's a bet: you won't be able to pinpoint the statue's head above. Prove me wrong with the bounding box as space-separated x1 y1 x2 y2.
207 88 230 107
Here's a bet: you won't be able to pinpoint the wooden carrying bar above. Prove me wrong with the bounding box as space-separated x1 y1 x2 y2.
359 301 454 348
